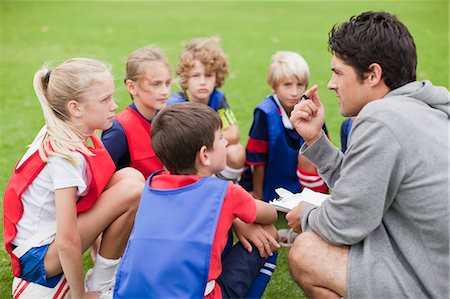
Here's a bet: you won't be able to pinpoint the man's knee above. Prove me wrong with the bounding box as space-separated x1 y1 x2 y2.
289 231 349 296
289 231 317 273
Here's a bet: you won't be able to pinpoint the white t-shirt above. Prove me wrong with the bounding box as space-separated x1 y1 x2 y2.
12 128 92 247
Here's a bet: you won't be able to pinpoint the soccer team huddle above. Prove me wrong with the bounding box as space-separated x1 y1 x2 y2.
6 35 315 299
4 11 449 299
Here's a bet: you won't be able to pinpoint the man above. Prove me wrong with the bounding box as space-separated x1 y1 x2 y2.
287 11 449 298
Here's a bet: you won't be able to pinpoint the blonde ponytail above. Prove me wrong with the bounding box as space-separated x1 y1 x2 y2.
33 58 112 166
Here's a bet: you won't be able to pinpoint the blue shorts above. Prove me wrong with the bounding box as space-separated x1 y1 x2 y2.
218 242 266 298
18 244 63 288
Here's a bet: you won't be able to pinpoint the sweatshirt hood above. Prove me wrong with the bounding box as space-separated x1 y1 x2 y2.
386 80 450 117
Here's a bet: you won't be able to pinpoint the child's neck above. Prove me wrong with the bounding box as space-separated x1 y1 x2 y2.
186 91 209 105
196 169 213 177
274 93 294 115
134 100 157 120
69 119 94 140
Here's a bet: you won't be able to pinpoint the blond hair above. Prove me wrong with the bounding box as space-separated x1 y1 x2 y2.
176 36 229 90
267 51 310 89
125 46 171 82
34 58 113 165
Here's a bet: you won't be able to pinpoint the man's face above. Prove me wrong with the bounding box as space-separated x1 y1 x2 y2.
327 55 372 117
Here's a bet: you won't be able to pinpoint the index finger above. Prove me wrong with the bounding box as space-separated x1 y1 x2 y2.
304 84 321 107
304 84 318 98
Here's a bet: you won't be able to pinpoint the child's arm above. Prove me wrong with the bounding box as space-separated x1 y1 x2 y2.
222 124 240 145
233 219 280 257
54 187 89 298
252 165 265 200
298 154 317 172
254 199 278 225
218 103 239 144
246 108 269 200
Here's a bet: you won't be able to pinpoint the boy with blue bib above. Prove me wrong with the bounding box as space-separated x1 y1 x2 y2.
169 38 280 297
168 37 246 181
114 102 279 299
240 51 329 202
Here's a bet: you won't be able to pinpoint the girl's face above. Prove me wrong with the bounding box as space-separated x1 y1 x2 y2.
273 77 306 113
76 73 117 135
186 60 216 104
129 62 172 118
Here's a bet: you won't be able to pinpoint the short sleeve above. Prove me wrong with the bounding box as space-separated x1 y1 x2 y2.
47 152 90 197
227 183 257 223
217 95 237 129
246 109 269 165
101 119 130 169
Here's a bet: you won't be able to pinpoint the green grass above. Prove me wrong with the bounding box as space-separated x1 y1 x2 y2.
0 1 448 297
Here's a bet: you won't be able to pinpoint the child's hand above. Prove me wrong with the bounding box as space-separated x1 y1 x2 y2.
233 220 280 258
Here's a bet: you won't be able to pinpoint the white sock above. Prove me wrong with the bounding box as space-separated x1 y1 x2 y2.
87 253 121 292
218 166 244 180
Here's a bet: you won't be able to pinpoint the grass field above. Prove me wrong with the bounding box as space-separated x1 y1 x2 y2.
0 1 448 298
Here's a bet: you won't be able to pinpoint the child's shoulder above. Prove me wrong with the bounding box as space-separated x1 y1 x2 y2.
225 181 253 201
168 92 186 105
255 95 277 111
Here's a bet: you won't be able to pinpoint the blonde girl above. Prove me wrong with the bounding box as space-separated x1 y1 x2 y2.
4 58 144 299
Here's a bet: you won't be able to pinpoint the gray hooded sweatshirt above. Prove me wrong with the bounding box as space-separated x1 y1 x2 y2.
300 81 449 298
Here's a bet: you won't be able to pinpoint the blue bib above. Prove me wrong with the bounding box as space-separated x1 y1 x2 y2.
168 90 225 112
114 171 228 298
258 96 301 200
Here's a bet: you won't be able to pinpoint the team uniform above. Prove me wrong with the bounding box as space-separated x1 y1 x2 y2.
114 171 267 299
340 118 353 152
168 90 276 298
240 95 328 201
3 127 114 292
168 89 238 130
101 103 163 178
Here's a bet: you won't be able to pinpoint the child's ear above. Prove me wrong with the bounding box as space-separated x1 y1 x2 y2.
125 79 137 96
67 100 82 118
270 84 277 94
197 145 211 167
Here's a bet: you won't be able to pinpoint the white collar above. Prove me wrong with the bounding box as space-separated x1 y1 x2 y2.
273 94 294 130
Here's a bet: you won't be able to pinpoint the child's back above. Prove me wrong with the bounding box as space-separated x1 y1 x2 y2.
114 103 278 299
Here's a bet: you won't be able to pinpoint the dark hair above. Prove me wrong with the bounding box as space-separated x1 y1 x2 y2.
328 11 417 90
151 102 222 175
